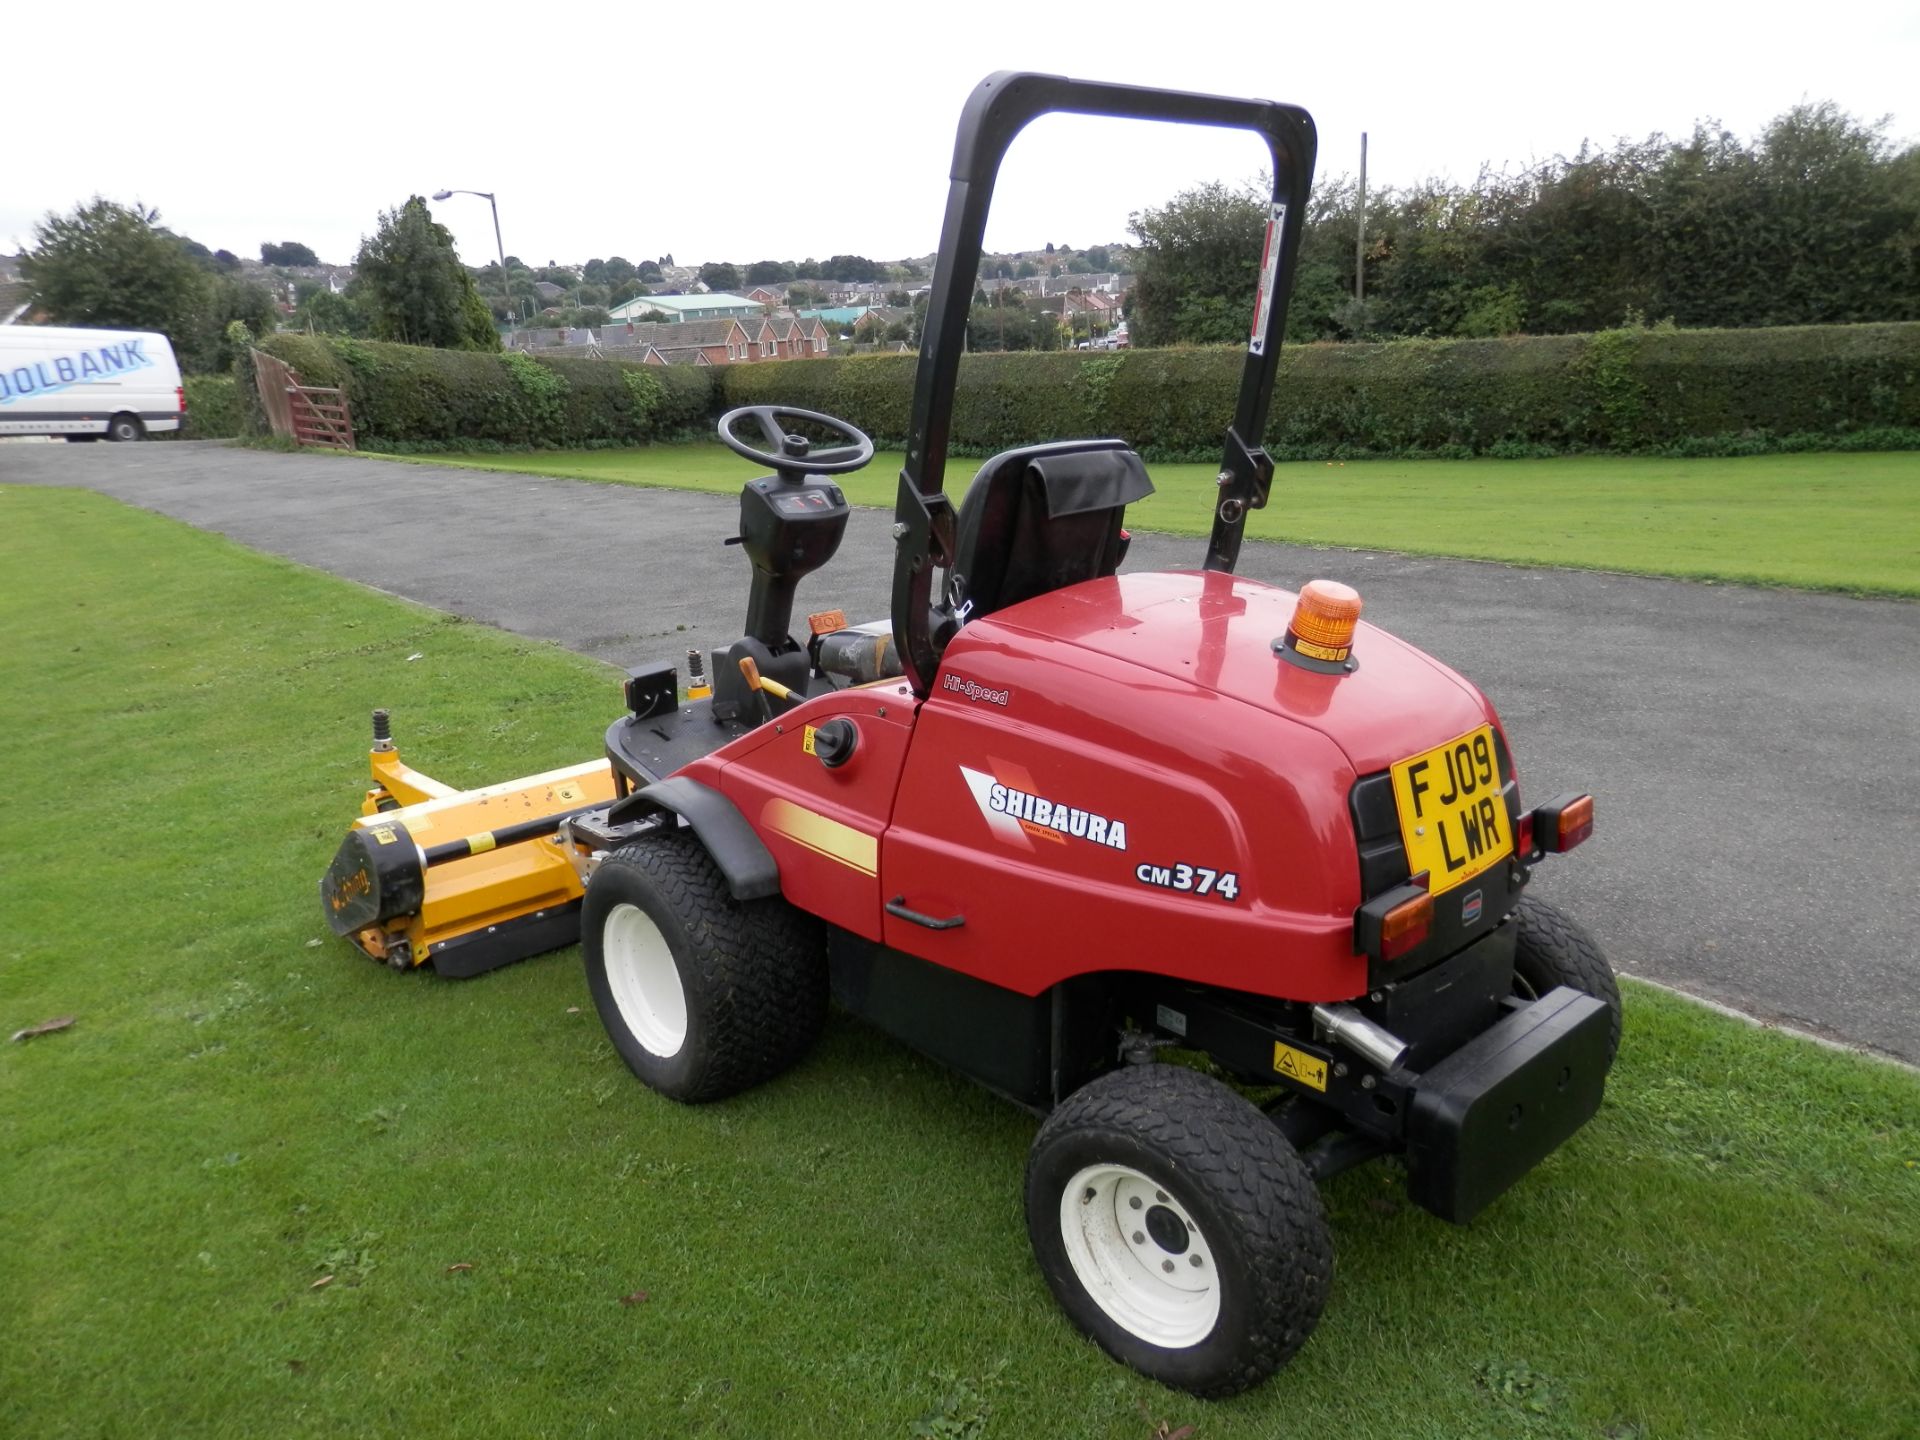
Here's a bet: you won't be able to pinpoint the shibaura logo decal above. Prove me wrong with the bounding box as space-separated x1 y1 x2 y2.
959 764 1128 852
0 339 155 405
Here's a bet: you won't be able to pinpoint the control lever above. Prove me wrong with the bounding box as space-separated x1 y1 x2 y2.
736 655 792 725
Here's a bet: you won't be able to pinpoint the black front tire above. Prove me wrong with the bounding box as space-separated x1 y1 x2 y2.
106 414 145 442
1025 1064 1333 1397
582 828 826 1103
1513 894 1623 1063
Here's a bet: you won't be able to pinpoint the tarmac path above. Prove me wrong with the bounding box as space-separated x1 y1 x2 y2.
9 440 1917 1063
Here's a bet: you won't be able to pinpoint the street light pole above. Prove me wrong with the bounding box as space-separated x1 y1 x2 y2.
432 188 515 338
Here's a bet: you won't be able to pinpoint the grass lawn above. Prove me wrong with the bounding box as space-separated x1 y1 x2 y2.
3 483 1917 1439
385 444 1920 598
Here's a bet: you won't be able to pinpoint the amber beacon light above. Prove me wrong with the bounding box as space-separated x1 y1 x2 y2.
1276 579 1364 673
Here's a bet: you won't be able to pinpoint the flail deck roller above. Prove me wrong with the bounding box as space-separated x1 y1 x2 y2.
320 710 618 976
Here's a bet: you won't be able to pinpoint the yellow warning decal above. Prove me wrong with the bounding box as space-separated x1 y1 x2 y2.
1273 1041 1328 1092
467 833 497 855
371 826 399 846
802 726 817 756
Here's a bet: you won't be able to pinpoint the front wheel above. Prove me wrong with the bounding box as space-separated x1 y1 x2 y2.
582 828 826 1103
106 414 145 442
1025 1064 1333 1397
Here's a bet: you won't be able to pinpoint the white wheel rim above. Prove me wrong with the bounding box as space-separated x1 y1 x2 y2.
1058 1163 1221 1348
602 902 687 1058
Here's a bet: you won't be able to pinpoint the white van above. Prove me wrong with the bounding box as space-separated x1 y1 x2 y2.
0 325 185 440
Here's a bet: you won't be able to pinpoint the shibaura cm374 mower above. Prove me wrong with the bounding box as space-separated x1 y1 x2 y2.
321 72 1620 1395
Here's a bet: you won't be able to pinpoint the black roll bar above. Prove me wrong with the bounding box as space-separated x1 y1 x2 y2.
890 71 1318 698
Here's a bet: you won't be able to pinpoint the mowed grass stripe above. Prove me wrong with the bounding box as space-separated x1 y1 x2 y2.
1 484 1915 1439
383 444 1920 598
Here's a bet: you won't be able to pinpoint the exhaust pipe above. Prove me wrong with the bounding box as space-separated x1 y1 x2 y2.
1311 1002 1410 1072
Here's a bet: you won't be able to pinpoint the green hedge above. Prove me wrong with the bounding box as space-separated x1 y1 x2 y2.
164 376 241 439
245 323 1920 459
250 334 715 450
717 322 1920 459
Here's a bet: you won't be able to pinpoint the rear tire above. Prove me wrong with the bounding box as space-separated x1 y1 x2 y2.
582 828 826 1103
1513 894 1622 1063
106 414 144 442
1025 1064 1333 1397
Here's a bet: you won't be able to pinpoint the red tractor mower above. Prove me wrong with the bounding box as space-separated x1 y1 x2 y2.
322 72 1619 1395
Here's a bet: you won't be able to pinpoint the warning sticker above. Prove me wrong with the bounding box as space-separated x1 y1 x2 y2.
1272 1041 1328 1092
802 726 818 756
1248 202 1288 355
371 826 399 846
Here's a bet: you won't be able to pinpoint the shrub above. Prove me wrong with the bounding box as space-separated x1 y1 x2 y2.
255 323 1920 459
183 376 241 438
718 322 1920 460
252 334 716 449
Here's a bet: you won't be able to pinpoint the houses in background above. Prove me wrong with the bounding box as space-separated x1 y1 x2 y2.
510 310 832 366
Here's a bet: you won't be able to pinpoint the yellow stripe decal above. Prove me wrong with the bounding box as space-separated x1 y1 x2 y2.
760 797 878 876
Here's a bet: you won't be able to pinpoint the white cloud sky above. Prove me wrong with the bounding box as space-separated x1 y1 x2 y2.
7 0 1916 271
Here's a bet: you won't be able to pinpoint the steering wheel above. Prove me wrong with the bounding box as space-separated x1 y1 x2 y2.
718 405 875 480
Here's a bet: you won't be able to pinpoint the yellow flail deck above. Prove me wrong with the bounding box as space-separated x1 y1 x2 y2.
321 718 618 976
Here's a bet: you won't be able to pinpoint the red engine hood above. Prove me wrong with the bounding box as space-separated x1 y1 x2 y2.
981 569 1495 775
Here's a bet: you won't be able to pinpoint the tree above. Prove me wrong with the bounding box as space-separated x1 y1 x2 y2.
1126 180 1267 347
1015 260 1039 278
295 288 364 336
698 261 743 292
1084 245 1111 272
607 279 645 307
261 240 321 267
745 259 795 284
350 196 501 350
23 198 210 340
211 249 243 273
187 274 279 371
637 259 664 284
823 254 879 282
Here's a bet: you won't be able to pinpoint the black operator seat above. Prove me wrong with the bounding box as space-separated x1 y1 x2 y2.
945 439 1155 625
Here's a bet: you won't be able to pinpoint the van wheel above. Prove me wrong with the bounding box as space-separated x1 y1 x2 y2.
107 414 145 442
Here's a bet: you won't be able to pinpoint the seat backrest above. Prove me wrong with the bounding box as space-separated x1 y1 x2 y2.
945 439 1154 625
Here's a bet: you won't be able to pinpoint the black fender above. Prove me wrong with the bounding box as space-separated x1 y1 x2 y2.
606 776 780 901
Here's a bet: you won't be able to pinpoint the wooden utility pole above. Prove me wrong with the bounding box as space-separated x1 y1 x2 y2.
1356 132 1368 303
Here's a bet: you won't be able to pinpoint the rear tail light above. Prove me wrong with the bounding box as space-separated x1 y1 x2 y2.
177 385 187 413
1515 810 1536 859
1533 793 1594 853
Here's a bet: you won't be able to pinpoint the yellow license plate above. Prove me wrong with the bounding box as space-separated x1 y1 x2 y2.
1389 724 1512 894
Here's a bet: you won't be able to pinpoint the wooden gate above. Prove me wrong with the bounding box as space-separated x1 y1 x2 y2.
251 349 356 451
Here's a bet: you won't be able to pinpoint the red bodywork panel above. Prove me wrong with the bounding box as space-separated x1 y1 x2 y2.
702 569 1503 1007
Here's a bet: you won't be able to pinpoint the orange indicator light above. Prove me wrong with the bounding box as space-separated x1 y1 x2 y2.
1380 889 1433 960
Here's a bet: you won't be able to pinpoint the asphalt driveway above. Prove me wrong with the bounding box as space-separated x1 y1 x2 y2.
9 440 1917 1063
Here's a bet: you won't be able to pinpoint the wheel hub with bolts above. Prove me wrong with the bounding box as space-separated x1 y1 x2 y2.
1060 1163 1219 1348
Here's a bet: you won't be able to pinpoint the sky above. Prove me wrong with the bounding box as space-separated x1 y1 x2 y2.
7 0 1918 273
